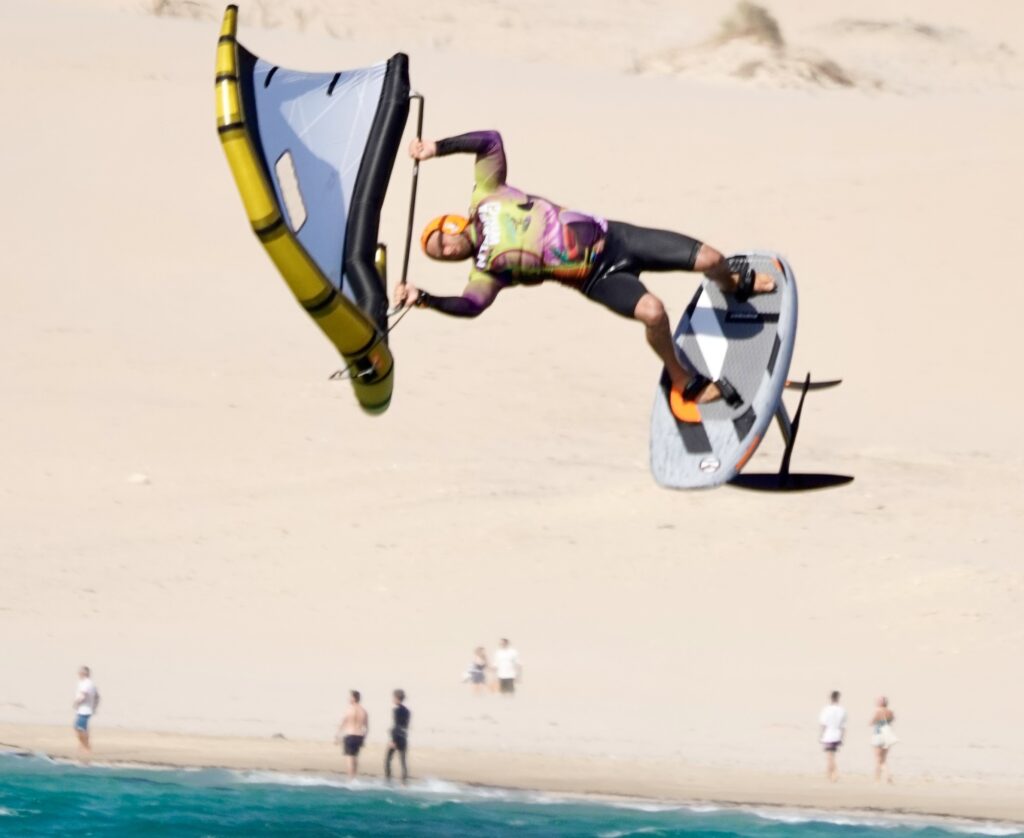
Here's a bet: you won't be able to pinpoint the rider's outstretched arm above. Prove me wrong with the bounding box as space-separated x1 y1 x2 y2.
435 131 506 193
418 274 503 318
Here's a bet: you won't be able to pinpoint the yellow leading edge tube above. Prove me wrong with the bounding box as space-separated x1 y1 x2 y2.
214 5 394 414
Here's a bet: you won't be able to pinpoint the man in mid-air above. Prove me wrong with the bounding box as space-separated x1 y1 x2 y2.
394 131 775 409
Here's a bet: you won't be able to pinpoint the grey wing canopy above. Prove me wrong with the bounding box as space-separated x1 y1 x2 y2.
216 4 410 413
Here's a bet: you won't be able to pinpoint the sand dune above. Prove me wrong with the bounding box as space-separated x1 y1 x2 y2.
632 4 865 90
818 16 1021 92
124 0 1024 93
631 2 1023 92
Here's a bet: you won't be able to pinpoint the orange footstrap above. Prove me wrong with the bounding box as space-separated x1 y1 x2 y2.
669 386 702 424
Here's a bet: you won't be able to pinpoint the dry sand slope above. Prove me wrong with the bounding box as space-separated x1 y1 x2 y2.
1 0 1023 809
110 0 1024 91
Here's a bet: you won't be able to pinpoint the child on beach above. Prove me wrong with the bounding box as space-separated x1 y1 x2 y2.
463 647 489 694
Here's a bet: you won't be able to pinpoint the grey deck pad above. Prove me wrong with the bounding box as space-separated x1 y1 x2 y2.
650 251 798 489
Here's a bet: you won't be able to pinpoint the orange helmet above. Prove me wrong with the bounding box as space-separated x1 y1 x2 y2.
420 214 469 254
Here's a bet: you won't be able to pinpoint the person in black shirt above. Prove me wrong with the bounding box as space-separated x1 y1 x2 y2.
385 689 411 783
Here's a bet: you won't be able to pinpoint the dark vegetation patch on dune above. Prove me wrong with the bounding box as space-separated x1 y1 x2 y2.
633 2 864 90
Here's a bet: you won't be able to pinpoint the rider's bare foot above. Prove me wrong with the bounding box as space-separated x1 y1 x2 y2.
669 377 719 422
716 270 775 296
695 382 720 404
670 376 721 405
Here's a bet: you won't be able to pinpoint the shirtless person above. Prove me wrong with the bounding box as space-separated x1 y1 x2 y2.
335 690 369 779
394 131 775 412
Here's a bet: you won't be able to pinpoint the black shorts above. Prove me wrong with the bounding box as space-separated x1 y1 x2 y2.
499 678 516 694
343 735 365 756
583 221 703 318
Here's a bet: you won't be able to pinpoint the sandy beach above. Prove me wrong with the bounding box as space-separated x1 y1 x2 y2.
1 0 1023 825
4 725 1024 824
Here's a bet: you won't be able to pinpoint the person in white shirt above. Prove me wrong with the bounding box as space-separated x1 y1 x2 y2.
492 638 521 696
819 690 846 782
73 666 100 761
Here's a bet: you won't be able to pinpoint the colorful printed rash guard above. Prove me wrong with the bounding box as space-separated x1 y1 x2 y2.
435 130 608 289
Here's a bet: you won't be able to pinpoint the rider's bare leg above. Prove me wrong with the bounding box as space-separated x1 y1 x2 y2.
695 244 776 294
633 293 721 404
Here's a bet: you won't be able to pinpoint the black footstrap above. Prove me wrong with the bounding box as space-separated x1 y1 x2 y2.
733 263 756 303
682 374 711 401
681 373 744 407
716 375 744 408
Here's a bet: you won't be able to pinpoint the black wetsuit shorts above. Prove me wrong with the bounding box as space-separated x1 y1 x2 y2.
582 221 703 318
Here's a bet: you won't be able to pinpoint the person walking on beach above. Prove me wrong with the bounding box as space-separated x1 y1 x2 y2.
335 690 369 779
466 646 488 695
493 638 521 696
72 666 100 762
869 695 897 783
819 690 846 782
384 689 412 783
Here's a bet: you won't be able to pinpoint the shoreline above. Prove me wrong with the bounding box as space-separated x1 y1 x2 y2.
2 724 1022 826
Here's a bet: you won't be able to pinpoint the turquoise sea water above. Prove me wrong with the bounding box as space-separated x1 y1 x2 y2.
1 754 1021 838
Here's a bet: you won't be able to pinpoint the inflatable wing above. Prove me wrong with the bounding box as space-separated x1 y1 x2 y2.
215 5 410 413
